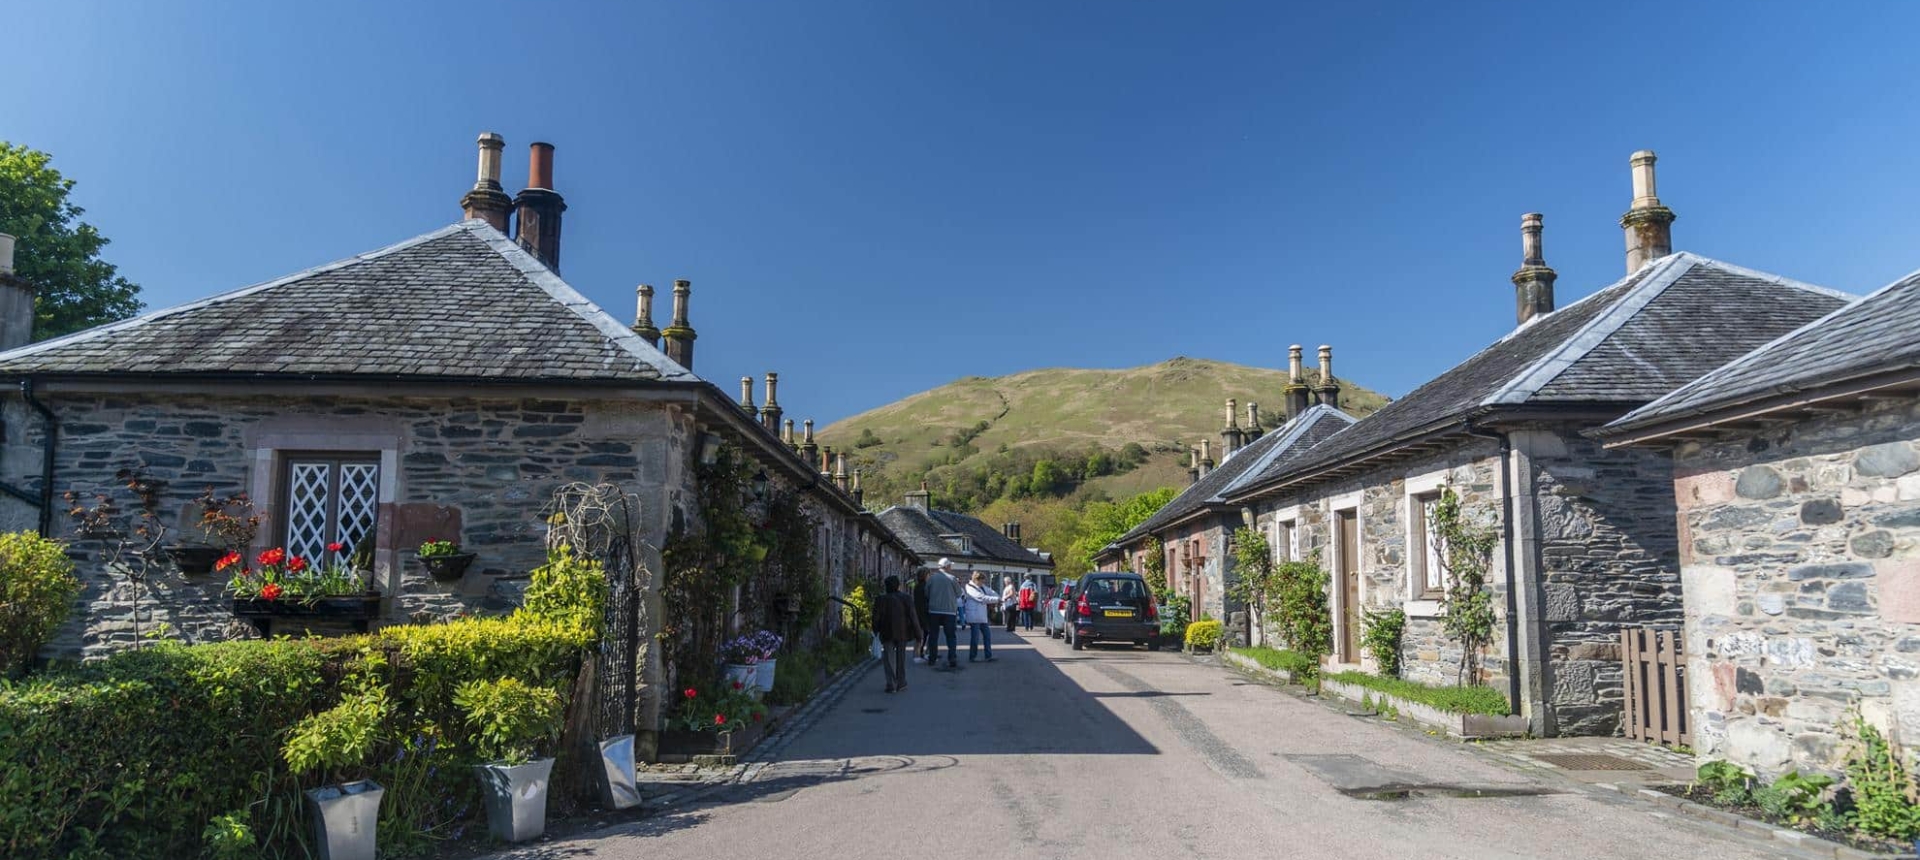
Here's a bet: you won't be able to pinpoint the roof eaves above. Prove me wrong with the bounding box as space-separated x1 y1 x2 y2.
1483 254 1697 406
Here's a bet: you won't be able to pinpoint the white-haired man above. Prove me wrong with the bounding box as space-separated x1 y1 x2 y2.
923 558 962 670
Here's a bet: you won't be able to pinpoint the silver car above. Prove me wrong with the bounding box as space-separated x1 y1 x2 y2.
1043 580 1076 638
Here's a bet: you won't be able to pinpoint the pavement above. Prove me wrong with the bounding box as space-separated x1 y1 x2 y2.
491 628 1799 860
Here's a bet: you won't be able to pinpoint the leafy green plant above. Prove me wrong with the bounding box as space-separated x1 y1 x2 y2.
1185 620 1223 651
1848 716 1920 839
1697 759 1755 806
1228 527 1277 638
1159 592 1192 637
1231 645 1319 681
200 811 255 860
1323 670 1508 715
454 678 564 765
417 538 461 559
283 687 390 781
766 650 820 705
522 544 608 637
1360 607 1406 677
677 682 767 733
1754 770 1834 825
1142 536 1167 593
1272 556 1332 659
1432 487 1499 685
0 530 80 678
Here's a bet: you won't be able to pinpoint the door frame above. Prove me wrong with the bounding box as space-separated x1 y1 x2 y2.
1328 491 1364 666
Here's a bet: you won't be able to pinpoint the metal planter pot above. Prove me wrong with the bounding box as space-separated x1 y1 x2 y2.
597 735 642 810
304 780 384 860
476 757 555 842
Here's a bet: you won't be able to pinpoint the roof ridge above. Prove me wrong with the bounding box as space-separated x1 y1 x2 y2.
1483 254 1700 405
1679 252 1856 301
0 222 472 364
465 224 696 382
1214 405 1356 502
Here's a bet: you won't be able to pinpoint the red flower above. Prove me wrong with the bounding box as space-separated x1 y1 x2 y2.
752 711 764 722
326 542 345 553
256 547 286 567
683 687 697 699
731 680 743 691
215 551 241 571
714 714 727 726
287 556 308 573
260 583 283 601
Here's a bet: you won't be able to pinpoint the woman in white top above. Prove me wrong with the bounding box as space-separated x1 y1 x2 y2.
963 571 1001 662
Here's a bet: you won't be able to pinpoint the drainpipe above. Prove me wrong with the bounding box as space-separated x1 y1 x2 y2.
21 379 56 536
1462 415 1522 719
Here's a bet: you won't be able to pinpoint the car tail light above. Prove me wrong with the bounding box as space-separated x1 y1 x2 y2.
1076 594 1091 617
1144 599 1158 622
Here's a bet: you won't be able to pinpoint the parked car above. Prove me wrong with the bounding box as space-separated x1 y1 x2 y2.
1044 579 1076 638
1064 572 1165 651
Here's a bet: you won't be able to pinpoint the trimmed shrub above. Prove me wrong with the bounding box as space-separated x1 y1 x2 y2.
1230 645 1319 680
0 530 80 677
1184 620 1223 651
1323 670 1508 715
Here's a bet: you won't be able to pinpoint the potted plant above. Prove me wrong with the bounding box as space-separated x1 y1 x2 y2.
455 677 564 843
283 687 389 860
660 682 768 760
418 538 476 582
167 487 261 575
748 630 782 694
718 634 763 691
225 543 381 636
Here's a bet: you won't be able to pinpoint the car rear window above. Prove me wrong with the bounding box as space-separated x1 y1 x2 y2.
1084 577 1147 599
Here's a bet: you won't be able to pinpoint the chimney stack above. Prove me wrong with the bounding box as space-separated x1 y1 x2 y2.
1244 402 1263 443
662 279 697 370
1512 213 1558 326
833 452 849 491
782 418 797 451
1188 447 1201 485
820 445 834 476
1315 346 1341 409
1221 398 1243 457
800 419 819 463
512 142 566 272
1199 440 1215 478
761 373 783 431
851 469 864 506
1621 150 1676 273
0 234 33 351
1284 345 1311 418
739 376 757 414
460 132 513 233
632 285 661 345
906 480 932 512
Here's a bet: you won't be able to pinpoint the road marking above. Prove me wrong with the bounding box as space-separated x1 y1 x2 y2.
1089 662 1262 780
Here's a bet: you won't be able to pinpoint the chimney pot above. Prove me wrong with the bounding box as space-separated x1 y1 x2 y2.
527 142 555 190
739 376 756 410
1285 344 1311 418
1314 346 1341 409
662 280 697 370
1621 149 1677 273
460 133 514 232
511 141 565 270
632 284 660 344
1513 212 1559 326
760 372 784 431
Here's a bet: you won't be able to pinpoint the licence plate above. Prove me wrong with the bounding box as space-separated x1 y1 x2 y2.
1103 609 1132 618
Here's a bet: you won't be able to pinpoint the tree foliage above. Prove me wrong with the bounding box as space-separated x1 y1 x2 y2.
0 143 142 339
1061 486 1179 575
1433 485 1499 686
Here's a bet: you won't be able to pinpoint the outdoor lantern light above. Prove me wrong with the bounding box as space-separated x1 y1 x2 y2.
751 469 770 500
697 432 723 465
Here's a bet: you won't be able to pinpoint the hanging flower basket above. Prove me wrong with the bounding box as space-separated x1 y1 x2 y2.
163 545 228 575
421 553 477 582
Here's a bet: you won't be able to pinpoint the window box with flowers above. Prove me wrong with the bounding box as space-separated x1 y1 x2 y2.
224 543 381 636
417 538 477 582
657 682 770 763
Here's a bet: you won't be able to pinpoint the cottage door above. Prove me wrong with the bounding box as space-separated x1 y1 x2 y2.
1336 510 1359 663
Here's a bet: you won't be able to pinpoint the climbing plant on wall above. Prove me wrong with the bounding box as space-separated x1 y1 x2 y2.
1433 485 1499 686
659 447 762 689
747 488 823 638
1142 536 1166 594
1227 527 1276 642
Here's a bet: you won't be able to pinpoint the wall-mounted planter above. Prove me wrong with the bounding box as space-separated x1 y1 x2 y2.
1317 676 1527 739
231 593 382 637
421 552 477 582
305 779 384 860
597 734 642 810
476 757 554 843
164 545 227 575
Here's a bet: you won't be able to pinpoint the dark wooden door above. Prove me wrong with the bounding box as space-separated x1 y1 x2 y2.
1337 510 1359 663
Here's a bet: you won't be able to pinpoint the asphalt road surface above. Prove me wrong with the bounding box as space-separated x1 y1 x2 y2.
498 629 1787 860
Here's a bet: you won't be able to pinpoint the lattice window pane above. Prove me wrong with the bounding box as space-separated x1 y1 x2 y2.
337 464 379 555
286 462 334 561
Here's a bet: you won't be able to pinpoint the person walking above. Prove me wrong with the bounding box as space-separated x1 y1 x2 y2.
964 571 1001 662
1001 576 1018 633
911 568 933 664
923 559 962 670
872 575 922 693
1018 576 1039 631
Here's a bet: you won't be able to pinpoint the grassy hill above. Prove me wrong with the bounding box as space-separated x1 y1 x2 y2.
821 357 1389 515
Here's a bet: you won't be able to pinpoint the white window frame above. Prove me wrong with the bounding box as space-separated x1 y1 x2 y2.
1403 468 1451 617
1269 503 1305 565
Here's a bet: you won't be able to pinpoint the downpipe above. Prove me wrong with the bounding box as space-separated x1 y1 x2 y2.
1461 416 1522 719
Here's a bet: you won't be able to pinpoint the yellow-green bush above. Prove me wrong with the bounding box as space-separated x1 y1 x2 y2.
1184 620 1223 651
0 549 598 859
0 531 79 678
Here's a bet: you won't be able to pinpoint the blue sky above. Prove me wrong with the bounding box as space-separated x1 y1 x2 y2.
5 2 1918 426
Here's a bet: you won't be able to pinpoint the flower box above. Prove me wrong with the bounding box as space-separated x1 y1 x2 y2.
231 593 383 637
655 723 768 764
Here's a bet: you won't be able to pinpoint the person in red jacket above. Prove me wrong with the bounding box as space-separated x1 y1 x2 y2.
1017 576 1039 632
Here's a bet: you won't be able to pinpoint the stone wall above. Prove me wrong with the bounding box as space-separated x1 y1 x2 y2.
4 392 687 662
1672 399 1920 777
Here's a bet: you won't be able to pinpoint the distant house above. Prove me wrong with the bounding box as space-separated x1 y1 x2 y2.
1219 153 1852 736
0 134 913 662
1599 269 1920 775
877 483 1054 588
1099 348 1355 634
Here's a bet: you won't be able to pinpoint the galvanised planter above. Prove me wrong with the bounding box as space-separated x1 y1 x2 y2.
597 735 642 810
421 552 477 582
476 757 555 842
755 658 777 694
304 780 384 860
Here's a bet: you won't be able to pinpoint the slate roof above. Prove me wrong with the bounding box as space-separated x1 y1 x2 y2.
1606 268 1920 436
1111 405 1356 547
876 505 1053 569
1226 253 1850 500
0 221 694 384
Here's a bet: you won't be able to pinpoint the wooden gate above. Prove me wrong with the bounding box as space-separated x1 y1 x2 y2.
1621 627 1690 747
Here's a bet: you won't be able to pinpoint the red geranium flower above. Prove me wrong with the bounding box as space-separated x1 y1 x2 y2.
326 542 345 553
256 547 286 567
287 556 308 573
260 583 283 601
714 714 726 726
752 711 763 722
215 551 241 571
683 687 697 699
731 680 743 691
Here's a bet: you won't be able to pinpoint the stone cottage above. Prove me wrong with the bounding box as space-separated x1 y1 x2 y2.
1599 268 1920 775
0 133 913 663
1098 346 1355 634
1219 152 1853 736
877 483 1054 589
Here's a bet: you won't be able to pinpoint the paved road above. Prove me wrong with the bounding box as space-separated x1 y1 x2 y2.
503 630 1786 860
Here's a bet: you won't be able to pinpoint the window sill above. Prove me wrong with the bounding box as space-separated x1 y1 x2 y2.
1403 599 1443 618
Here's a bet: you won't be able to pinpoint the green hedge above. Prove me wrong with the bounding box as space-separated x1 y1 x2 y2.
1229 645 1319 680
0 554 599 859
1324 670 1509 716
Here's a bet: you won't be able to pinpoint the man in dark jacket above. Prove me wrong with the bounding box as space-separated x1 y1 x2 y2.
873 575 924 693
